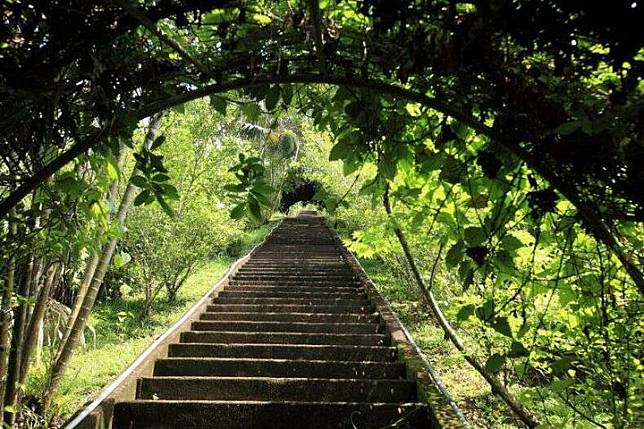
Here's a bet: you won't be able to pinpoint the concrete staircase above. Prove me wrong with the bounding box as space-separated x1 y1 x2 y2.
113 214 430 428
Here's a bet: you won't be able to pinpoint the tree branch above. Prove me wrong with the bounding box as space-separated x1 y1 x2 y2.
1 71 641 294
382 184 541 428
111 0 212 77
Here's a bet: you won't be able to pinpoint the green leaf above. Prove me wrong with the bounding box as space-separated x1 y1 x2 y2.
230 203 246 220
549 378 574 393
281 85 294 106
159 183 179 200
333 86 353 104
151 135 166 151
174 103 186 114
252 180 273 195
113 251 132 268
241 103 261 121
476 298 495 321
106 156 119 180
551 356 577 375
133 190 150 206
508 341 530 358
157 196 175 217
456 304 476 321
501 235 524 252
485 353 506 374
264 85 281 111
445 239 464 269
131 175 148 188
490 316 513 337
438 156 466 184
152 173 170 183
210 95 227 115
250 190 271 207
464 226 486 246
329 140 353 161
555 120 581 135
4 405 17 414
247 195 262 222
224 183 245 193
458 261 474 291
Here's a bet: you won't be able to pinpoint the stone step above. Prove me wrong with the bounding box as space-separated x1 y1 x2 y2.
191 320 382 334
226 280 364 291
206 304 372 314
167 343 397 361
137 377 416 402
237 266 352 271
113 400 429 429
111 216 428 429
233 274 356 280
180 331 389 346
153 358 405 379
217 290 365 299
199 312 379 323
224 285 363 293
228 280 361 287
212 297 370 306
243 260 344 264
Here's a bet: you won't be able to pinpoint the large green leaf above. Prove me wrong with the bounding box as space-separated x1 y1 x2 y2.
485 353 506 373
464 226 486 246
445 239 464 269
230 203 246 220
210 95 227 115
490 316 513 337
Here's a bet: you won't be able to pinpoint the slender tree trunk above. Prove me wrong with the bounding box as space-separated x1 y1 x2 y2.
0 210 17 426
382 186 540 428
3 256 33 425
60 145 128 354
41 113 163 415
57 252 98 356
18 262 60 387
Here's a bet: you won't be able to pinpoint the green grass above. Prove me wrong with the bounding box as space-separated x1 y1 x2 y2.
26 225 272 422
359 258 521 429
33 258 233 420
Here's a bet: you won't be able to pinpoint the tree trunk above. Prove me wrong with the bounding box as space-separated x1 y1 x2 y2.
382 186 540 428
41 113 163 415
18 262 60 386
3 256 33 425
59 145 128 354
0 210 17 426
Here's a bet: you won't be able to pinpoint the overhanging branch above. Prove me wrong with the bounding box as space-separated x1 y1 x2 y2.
112 0 213 77
1 72 642 294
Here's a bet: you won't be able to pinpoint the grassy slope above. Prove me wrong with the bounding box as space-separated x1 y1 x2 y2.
26 226 271 421
359 258 521 429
